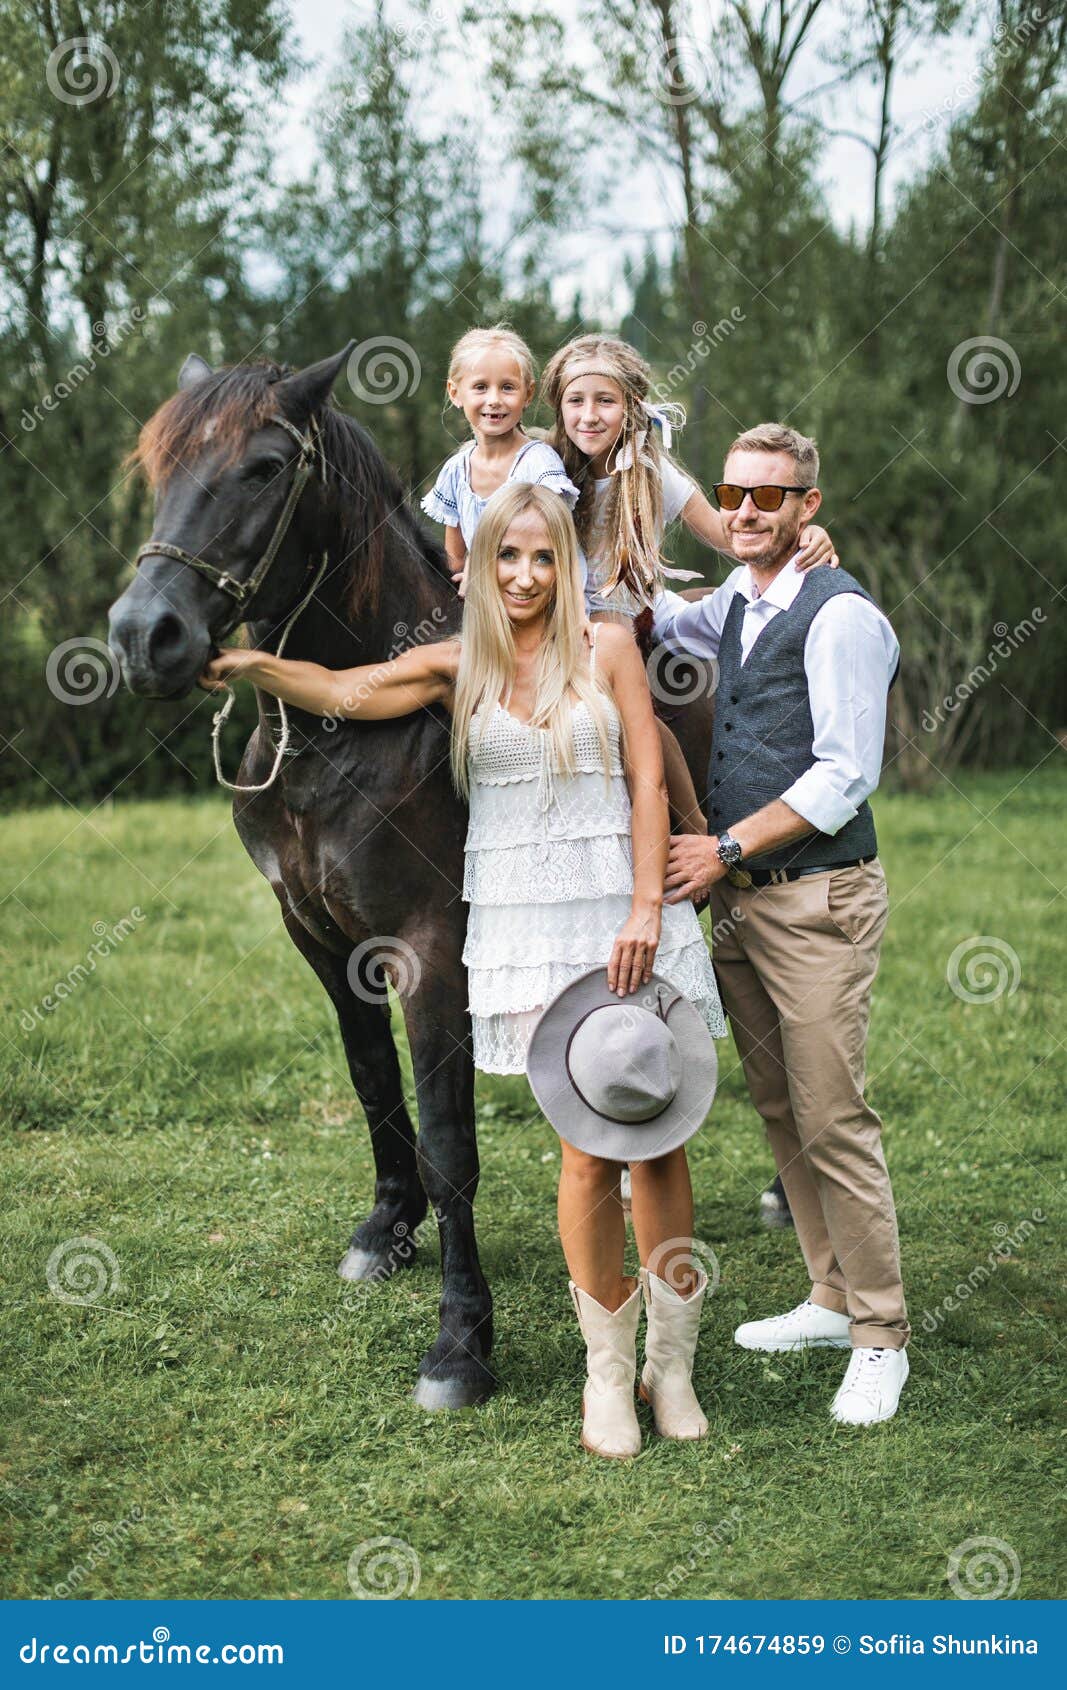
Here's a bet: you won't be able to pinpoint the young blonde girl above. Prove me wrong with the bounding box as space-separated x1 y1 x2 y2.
201 484 726 1462
542 335 838 829
421 325 580 595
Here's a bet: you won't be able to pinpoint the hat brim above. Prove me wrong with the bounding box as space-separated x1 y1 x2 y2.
526 968 717 1162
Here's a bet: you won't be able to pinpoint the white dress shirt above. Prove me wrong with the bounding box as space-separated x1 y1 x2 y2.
651 558 900 837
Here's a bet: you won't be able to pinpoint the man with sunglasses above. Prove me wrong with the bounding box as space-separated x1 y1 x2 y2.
653 422 909 1426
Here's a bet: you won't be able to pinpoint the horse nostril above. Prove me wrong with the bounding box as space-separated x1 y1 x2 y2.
148 612 190 668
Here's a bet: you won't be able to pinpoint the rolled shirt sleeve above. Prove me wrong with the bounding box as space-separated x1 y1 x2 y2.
780 595 899 835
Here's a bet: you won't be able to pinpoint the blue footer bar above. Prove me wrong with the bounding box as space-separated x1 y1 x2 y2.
2 1600 1062 1686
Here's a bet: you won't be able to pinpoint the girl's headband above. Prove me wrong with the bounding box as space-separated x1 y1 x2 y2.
558 369 685 452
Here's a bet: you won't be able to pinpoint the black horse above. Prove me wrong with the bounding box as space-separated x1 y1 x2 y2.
107 345 719 1409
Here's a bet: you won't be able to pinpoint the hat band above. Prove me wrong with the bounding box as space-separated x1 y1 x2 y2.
562 993 682 1126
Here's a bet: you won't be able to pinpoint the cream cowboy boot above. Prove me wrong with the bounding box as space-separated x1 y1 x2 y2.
638 1267 709 1440
569 1280 642 1460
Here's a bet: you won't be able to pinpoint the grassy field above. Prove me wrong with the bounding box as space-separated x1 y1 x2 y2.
1 771 1064 1601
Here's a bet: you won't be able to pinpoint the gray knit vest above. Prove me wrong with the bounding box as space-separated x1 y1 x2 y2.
707 567 895 871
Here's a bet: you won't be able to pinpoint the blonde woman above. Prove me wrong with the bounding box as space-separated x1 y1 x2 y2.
201 484 726 1460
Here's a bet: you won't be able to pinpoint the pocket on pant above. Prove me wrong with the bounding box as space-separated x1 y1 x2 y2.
823 864 887 945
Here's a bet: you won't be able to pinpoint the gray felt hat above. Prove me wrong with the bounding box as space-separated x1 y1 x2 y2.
526 969 717 1162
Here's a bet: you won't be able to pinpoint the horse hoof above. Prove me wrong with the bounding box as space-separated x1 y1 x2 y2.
337 1246 407 1283
412 1374 493 1413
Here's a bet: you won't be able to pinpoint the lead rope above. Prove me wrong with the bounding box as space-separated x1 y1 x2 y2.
210 549 330 794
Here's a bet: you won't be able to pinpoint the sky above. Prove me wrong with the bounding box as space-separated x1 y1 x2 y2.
267 0 989 316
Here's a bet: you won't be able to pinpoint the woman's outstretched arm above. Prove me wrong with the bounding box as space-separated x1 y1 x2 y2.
199 638 460 719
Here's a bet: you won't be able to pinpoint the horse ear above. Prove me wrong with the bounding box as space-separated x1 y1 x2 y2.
178 353 214 390
273 342 356 419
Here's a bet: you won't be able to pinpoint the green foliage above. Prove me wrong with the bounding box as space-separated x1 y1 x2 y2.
1 0 1064 806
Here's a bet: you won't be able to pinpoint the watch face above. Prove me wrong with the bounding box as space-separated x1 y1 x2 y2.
718 834 742 866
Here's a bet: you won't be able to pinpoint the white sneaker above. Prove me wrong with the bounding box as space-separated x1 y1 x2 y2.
831 1346 909 1425
734 1299 851 1352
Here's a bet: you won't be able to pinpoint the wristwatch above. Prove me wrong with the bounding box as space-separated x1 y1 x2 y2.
716 830 752 889
716 830 744 869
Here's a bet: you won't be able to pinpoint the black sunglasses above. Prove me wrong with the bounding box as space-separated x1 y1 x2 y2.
713 483 811 512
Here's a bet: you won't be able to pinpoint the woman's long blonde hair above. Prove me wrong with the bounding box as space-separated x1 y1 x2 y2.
542 335 684 607
450 483 617 798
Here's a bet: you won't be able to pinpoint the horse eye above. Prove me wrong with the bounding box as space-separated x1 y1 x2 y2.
241 457 284 483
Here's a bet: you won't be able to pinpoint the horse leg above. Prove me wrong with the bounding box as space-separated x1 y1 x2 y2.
278 913 428 1282
401 973 495 1412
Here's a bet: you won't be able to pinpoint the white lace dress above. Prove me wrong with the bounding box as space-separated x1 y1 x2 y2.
462 630 727 1074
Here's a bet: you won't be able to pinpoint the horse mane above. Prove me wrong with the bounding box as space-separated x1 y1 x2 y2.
126 359 451 616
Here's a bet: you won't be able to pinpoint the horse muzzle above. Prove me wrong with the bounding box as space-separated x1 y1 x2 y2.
108 567 212 699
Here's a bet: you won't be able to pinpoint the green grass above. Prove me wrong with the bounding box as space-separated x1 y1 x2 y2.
1 771 1064 1600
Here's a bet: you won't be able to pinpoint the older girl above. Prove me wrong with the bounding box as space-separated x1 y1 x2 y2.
543 335 838 828
201 484 726 1461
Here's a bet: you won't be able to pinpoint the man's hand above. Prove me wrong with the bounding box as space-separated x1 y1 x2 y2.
665 834 726 904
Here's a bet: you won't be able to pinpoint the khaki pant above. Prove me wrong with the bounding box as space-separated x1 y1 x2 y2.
710 861 909 1349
